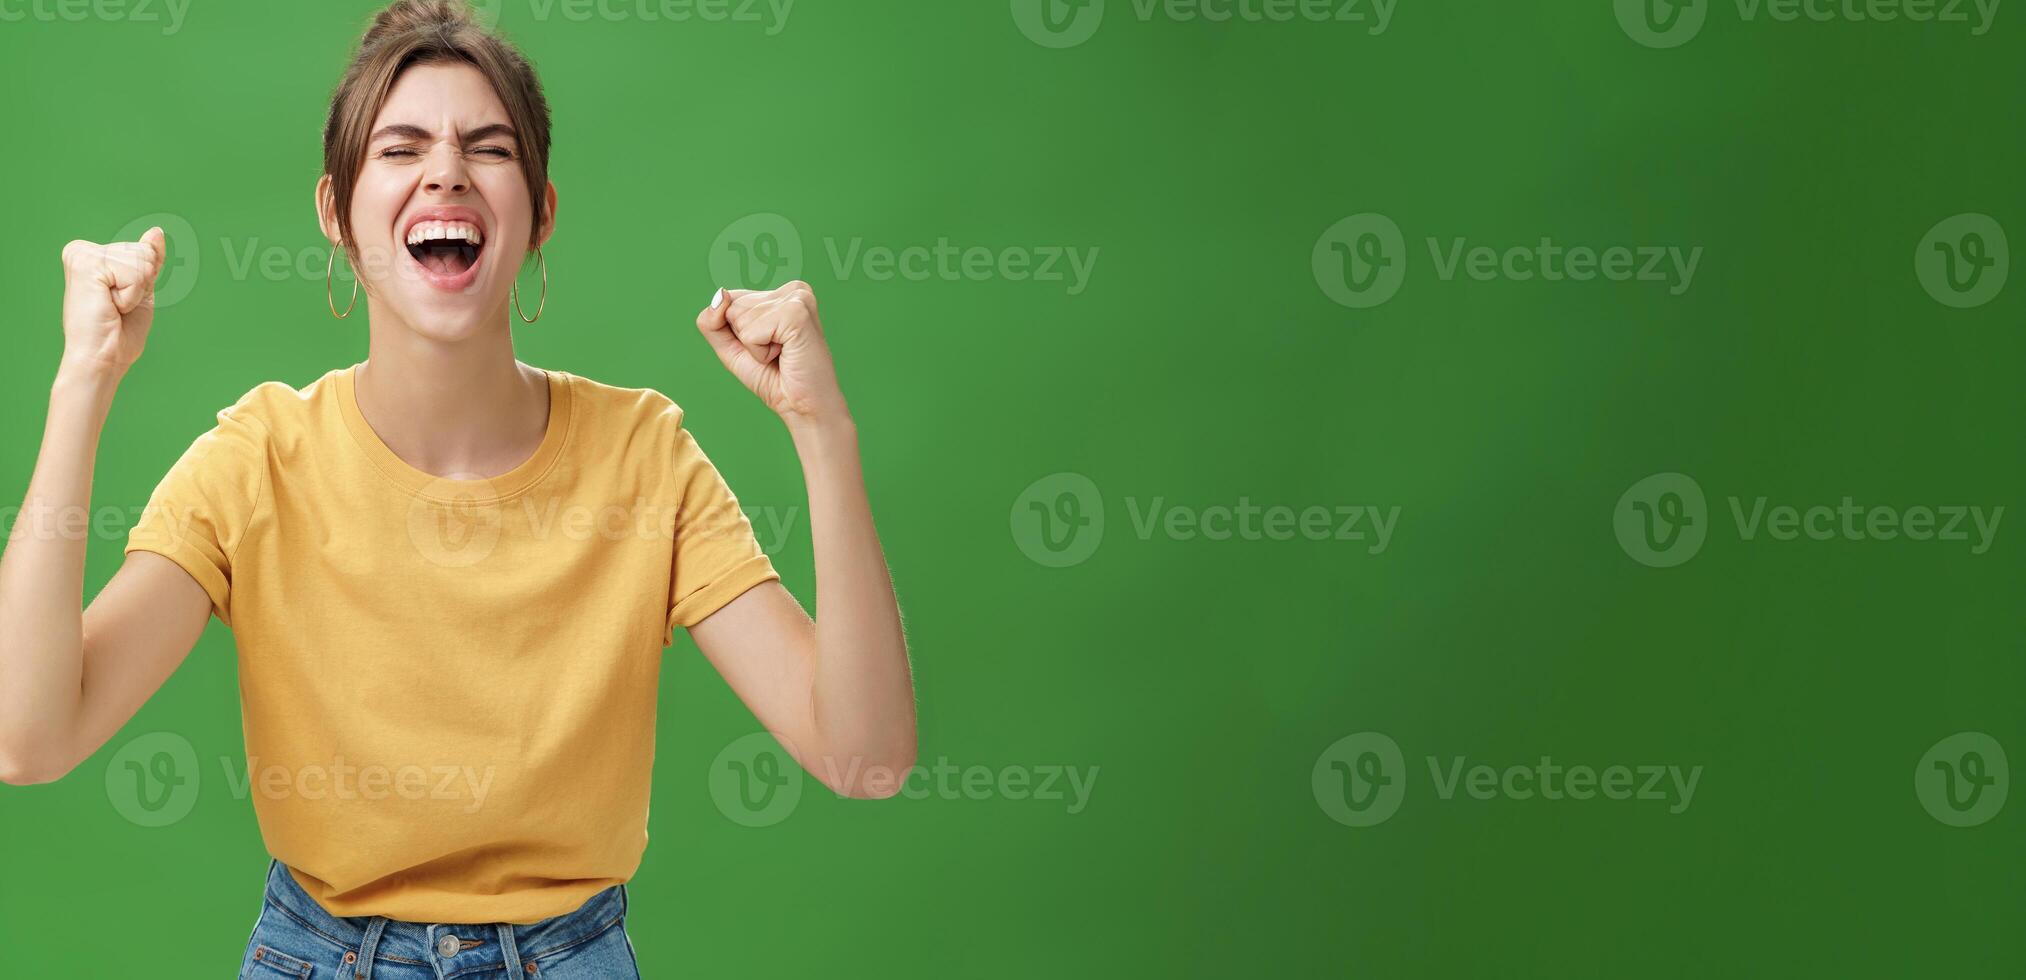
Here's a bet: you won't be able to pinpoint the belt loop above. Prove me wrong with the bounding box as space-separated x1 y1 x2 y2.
355 916 389 980
498 922 523 974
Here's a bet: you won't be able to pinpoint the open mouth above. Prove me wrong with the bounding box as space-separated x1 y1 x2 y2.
405 219 486 280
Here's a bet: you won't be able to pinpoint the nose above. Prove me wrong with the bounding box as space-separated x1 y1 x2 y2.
422 142 470 196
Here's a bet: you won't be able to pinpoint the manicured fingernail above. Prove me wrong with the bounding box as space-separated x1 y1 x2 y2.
708 287 725 310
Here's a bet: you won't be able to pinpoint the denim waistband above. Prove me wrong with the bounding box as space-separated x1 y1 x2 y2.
258 859 628 976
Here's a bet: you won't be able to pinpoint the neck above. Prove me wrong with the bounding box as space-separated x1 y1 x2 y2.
353 307 550 480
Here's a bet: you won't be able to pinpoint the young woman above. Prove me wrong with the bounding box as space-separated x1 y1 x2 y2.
0 1 915 975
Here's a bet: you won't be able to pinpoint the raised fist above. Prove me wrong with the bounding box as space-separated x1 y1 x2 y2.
695 281 850 426
60 227 168 380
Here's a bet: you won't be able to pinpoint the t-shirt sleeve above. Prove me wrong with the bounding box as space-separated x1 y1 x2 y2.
123 400 271 626
663 424 781 646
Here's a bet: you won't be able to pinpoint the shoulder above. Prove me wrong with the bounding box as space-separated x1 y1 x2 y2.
555 369 693 435
552 371 736 478
213 368 340 433
179 368 355 469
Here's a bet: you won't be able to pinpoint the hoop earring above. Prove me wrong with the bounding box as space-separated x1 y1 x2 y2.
513 246 547 324
327 244 359 320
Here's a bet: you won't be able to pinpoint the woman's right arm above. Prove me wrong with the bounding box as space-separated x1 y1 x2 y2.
0 230 214 786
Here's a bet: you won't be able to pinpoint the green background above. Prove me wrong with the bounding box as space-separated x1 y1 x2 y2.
2 1 2022 976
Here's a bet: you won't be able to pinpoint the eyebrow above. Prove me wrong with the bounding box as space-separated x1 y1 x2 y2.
369 123 519 144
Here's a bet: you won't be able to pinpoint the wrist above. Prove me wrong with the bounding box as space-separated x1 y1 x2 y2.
784 410 858 451
51 359 122 411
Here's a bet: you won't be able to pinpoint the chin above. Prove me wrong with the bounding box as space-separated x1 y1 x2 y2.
389 296 507 341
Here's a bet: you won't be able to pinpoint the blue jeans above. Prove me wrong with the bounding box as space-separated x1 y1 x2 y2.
239 859 642 979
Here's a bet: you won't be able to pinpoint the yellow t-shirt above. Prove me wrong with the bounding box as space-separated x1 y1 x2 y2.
123 362 779 923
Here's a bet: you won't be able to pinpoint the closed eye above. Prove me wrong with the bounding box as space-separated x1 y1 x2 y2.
376 146 513 160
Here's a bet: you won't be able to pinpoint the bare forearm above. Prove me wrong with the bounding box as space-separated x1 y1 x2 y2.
789 415 915 772
0 365 119 768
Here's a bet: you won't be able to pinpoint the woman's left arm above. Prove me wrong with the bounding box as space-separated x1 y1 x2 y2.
686 282 916 799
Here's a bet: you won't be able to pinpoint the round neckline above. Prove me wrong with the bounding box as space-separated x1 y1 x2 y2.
336 361 574 502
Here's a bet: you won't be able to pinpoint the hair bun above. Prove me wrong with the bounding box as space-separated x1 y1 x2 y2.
362 0 476 47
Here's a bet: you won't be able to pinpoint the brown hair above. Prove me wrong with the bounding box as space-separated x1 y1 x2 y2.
321 0 552 259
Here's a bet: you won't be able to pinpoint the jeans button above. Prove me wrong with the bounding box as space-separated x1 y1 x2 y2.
438 934 461 958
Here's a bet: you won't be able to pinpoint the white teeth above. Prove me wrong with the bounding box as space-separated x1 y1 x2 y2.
405 220 484 247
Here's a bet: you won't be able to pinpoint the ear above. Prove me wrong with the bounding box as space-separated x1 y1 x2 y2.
314 174 342 245
536 181 558 248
